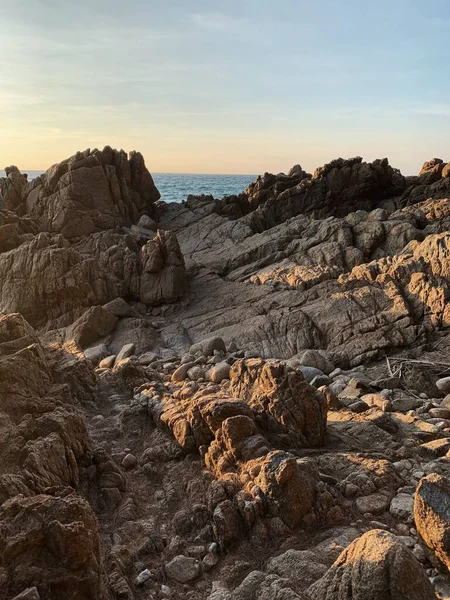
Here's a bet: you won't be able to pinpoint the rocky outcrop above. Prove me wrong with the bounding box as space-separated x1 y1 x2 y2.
308 529 436 599
0 491 105 600
140 229 187 305
229 359 327 447
8 147 159 240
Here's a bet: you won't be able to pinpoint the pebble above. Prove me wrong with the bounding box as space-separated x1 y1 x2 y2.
436 377 450 393
99 355 116 369
202 552 219 570
134 568 152 586
165 555 201 583
390 493 414 523
207 362 231 383
116 343 136 362
121 454 138 470
355 494 390 514
300 366 325 383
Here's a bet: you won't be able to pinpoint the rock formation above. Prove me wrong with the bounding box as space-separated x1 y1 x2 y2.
3 148 450 598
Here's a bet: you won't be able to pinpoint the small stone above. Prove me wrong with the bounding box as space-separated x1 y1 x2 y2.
436 377 450 393
122 454 137 470
172 362 194 382
329 368 343 379
116 343 136 362
99 354 116 369
310 374 331 388
429 407 450 419
361 393 392 412
227 342 238 353
420 438 450 458
397 536 415 548
139 352 159 365
300 366 325 383
134 568 152 586
161 584 172 597
187 366 205 381
207 362 231 383
413 545 427 563
202 552 219 571
344 483 359 498
84 343 108 365
190 336 226 357
103 297 134 317
348 400 369 413
390 493 414 523
165 555 201 583
355 494 390 514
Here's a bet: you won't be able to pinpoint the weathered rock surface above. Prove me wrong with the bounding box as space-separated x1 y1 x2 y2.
415 473 450 571
4 148 450 599
308 529 436 600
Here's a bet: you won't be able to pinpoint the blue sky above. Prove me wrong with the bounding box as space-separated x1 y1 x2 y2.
1 0 450 173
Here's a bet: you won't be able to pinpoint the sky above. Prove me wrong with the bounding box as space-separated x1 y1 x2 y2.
1 0 450 175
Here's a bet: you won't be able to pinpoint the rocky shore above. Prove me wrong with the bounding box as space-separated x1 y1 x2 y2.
2 148 450 599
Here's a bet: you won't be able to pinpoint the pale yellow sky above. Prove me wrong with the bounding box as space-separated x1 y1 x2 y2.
2 1 449 175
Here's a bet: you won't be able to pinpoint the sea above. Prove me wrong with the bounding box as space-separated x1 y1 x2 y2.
0 170 256 204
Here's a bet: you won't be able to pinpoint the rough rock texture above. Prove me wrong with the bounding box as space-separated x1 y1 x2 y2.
229 359 327 447
0 492 105 599
4 149 450 599
308 529 436 600
415 473 450 571
9 147 159 239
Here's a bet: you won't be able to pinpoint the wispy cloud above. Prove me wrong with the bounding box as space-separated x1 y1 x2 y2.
191 12 251 34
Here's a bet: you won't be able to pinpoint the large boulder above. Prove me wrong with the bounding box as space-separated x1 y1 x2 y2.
414 473 450 571
308 529 436 600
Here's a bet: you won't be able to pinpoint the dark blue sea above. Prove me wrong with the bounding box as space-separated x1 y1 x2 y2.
0 170 256 204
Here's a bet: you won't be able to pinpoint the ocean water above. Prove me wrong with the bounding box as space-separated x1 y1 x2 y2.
0 170 256 203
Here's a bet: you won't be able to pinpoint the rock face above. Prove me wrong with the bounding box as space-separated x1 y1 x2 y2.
0 147 186 331
415 473 450 571
308 530 436 600
0 313 107 598
0 492 105 599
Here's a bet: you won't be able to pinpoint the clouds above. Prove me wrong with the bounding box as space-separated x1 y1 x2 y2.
191 12 251 34
1 0 450 174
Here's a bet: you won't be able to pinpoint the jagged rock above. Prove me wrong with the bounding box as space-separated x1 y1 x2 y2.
308 529 436 599
0 492 105 599
18 147 159 240
229 359 327 447
0 233 118 328
140 229 187 305
415 473 450 571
